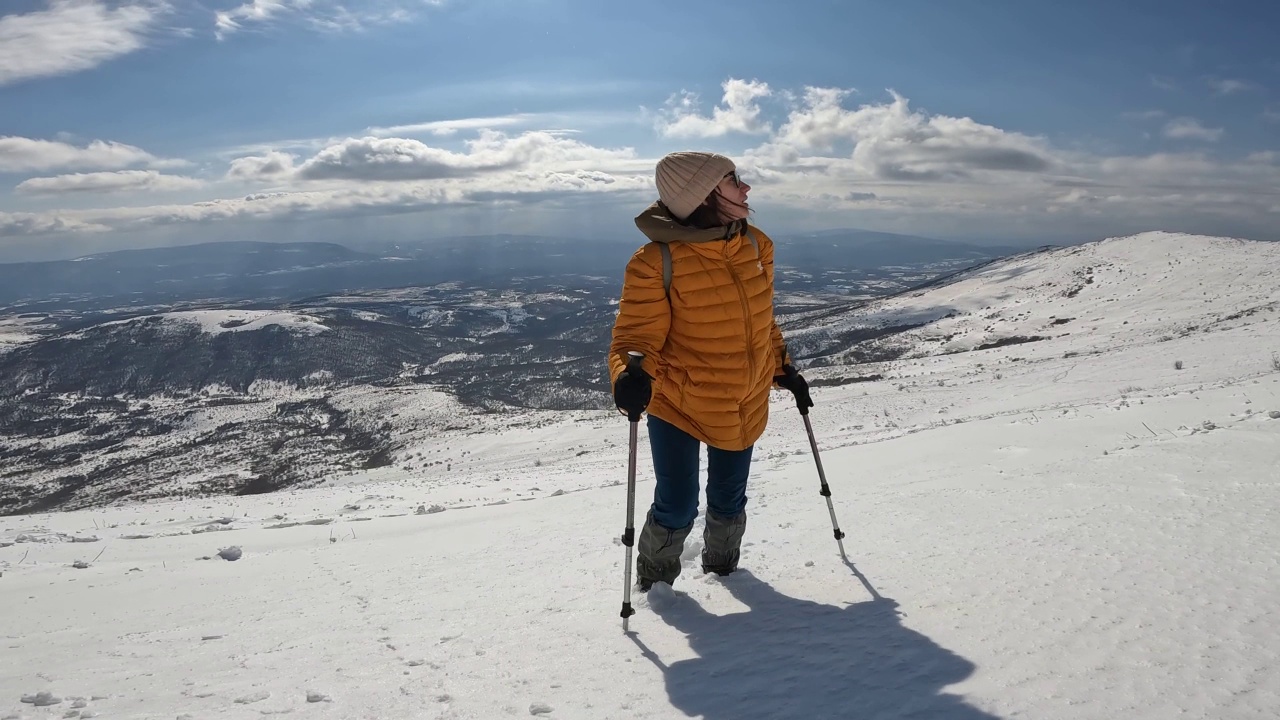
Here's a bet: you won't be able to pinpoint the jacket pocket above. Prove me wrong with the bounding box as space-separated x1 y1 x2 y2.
656 360 684 409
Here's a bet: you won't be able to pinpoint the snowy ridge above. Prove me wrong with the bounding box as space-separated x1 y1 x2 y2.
1 232 1279 718
788 231 1280 365
74 310 332 338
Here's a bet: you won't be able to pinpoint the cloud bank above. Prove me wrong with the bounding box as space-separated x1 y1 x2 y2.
3 80 1277 245
15 170 203 195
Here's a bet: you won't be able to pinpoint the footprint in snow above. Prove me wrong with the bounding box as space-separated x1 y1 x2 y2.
530 702 554 716
234 691 270 704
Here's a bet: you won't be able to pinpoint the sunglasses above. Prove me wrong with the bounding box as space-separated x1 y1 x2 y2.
725 171 746 188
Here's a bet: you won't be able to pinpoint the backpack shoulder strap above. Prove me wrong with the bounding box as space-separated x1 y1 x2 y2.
658 242 672 297
744 227 759 258
660 228 747 298
656 230 754 298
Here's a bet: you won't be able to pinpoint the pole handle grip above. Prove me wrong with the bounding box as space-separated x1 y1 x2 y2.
625 351 646 422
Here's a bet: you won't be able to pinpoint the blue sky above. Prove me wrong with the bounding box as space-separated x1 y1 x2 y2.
1 0 1277 261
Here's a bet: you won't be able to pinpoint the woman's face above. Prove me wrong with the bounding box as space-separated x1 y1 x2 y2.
714 171 751 221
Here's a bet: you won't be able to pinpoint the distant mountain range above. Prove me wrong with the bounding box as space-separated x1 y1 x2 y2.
0 229 1038 513
782 229 1023 267
0 231 1019 311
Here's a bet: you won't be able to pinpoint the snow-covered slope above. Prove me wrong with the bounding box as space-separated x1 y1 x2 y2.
1 232 1279 719
787 231 1279 367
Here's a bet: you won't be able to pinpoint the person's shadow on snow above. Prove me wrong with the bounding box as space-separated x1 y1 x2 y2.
631 569 1001 720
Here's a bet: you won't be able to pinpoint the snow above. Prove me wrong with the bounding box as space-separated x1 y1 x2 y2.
409 306 455 326
169 310 330 336
2 233 1279 719
0 314 52 351
434 352 484 365
790 231 1279 365
0 330 36 349
66 310 331 339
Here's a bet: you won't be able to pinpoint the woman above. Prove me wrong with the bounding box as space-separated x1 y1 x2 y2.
609 150 812 590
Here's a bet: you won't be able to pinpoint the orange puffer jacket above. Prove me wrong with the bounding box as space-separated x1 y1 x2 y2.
609 202 789 451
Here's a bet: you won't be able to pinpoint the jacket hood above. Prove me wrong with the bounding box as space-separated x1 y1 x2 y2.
634 201 747 245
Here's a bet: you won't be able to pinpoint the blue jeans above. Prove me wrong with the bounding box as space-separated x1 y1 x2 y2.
648 415 754 530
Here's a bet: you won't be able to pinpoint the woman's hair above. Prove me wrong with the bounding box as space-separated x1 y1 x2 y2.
682 193 727 230
681 188 752 230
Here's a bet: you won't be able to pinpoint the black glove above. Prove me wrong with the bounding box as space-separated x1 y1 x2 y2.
614 368 652 420
774 364 813 413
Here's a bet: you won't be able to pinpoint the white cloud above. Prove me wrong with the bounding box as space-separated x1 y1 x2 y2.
0 170 650 237
658 79 773 138
367 115 537 137
214 0 288 38
0 129 648 237
225 131 639 183
214 0 435 39
0 136 173 172
4 188 442 237
752 88 1054 180
0 212 111 236
1208 78 1255 95
1095 153 1220 182
1163 117 1224 142
0 1 165 86
463 130 638 172
294 137 512 181
724 87 1278 238
226 151 298 180
15 170 203 195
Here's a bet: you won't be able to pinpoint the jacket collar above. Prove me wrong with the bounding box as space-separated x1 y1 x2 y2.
633 201 748 245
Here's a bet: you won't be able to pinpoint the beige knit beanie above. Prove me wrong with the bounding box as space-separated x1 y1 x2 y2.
654 151 736 221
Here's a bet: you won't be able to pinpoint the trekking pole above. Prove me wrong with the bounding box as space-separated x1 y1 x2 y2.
619 351 644 632
796 396 848 560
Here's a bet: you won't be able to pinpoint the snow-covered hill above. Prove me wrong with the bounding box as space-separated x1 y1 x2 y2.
1 232 1278 718
787 231 1279 368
